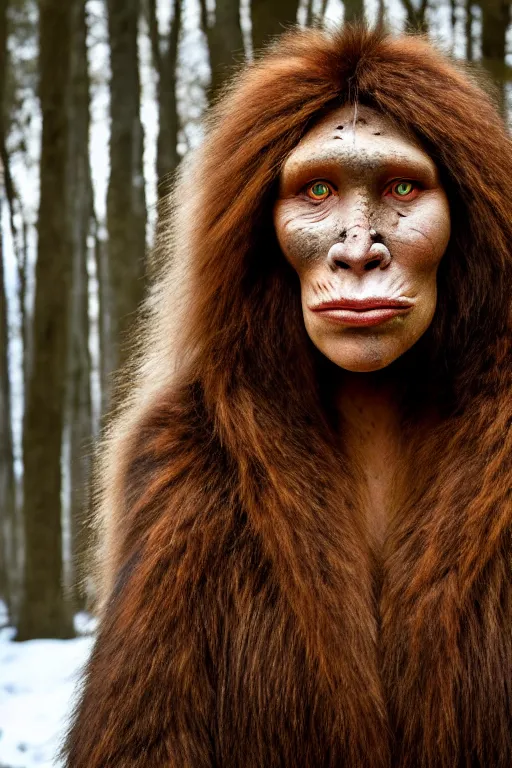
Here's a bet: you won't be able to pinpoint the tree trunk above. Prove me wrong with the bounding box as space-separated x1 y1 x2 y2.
105 0 146 385
17 0 74 640
305 0 313 27
251 0 299 53
344 0 365 23
200 0 244 101
480 0 509 108
465 0 474 61
66 0 93 613
401 0 429 32
449 0 457 45
0 173 17 623
0 0 17 623
94 227 111 416
147 0 181 202
0 0 20 261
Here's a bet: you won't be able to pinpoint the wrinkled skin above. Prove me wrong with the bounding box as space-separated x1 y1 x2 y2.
274 104 451 372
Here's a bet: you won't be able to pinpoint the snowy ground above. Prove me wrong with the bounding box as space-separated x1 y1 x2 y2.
0 607 95 768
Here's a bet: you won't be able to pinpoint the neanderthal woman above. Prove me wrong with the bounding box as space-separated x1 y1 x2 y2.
64 24 512 767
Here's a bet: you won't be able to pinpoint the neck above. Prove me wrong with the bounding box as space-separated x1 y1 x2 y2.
333 368 406 551
334 368 403 439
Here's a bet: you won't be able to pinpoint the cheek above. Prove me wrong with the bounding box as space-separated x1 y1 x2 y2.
390 196 451 273
279 227 324 269
274 204 336 272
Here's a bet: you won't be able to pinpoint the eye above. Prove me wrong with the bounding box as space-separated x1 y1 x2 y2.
386 180 419 201
305 181 334 201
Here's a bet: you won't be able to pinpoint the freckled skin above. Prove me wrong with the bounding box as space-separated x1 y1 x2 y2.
273 104 451 372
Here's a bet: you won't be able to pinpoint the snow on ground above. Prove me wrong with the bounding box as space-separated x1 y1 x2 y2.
0 610 95 768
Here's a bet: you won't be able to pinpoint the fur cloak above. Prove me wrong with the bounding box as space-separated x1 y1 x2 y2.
64 25 512 768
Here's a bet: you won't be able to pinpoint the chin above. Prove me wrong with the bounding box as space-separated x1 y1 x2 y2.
337 359 394 373
315 336 408 373
331 356 397 373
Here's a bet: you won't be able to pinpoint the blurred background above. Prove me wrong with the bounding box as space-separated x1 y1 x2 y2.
0 0 510 764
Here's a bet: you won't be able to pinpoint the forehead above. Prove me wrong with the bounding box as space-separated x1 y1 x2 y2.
282 104 436 177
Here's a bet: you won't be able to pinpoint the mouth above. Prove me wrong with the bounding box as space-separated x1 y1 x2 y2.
308 297 413 327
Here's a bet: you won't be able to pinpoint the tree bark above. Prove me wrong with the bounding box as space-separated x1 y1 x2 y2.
251 0 299 53
344 0 365 23
94 227 110 416
200 0 244 102
306 0 314 27
66 0 93 612
106 0 146 385
147 0 181 202
401 0 429 32
480 0 509 108
17 0 74 640
0 0 20 261
376 0 385 27
3 2 32 390
0 0 25 625
0 173 17 622
465 0 474 61
0 0 17 622
449 0 457 45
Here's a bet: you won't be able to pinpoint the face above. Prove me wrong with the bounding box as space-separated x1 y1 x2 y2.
273 104 451 372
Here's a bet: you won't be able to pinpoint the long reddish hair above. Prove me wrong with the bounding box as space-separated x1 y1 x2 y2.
162 24 512 424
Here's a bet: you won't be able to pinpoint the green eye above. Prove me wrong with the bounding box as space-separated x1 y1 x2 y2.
394 181 413 196
307 182 331 200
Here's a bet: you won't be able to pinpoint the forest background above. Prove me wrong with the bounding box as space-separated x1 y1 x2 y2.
0 0 510 764
0 0 510 670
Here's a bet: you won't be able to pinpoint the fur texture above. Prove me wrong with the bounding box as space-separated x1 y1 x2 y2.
64 24 512 767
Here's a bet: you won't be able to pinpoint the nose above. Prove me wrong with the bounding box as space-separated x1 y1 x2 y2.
326 226 391 274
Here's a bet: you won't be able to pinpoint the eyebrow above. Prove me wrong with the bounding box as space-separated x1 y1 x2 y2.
283 147 438 187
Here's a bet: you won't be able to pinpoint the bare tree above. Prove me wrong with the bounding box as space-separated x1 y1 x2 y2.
306 0 314 27
479 0 510 108
376 0 386 27
66 0 93 612
0 0 29 389
306 0 330 27
4 0 36 391
94 229 110 415
147 0 182 201
344 0 365 23
449 0 457 44
0 0 17 622
0 0 17 258
401 0 429 32
251 0 300 52
465 0 474 61
0 173 17 621
105 0 147 385
200 0 245 101
17 0 74 640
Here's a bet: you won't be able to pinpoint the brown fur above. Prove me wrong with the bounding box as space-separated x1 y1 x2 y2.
63 24 512 767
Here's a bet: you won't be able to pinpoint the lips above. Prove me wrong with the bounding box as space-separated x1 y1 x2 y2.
309 298 413 327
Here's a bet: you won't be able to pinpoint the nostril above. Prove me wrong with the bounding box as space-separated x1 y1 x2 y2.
364 259 382 271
